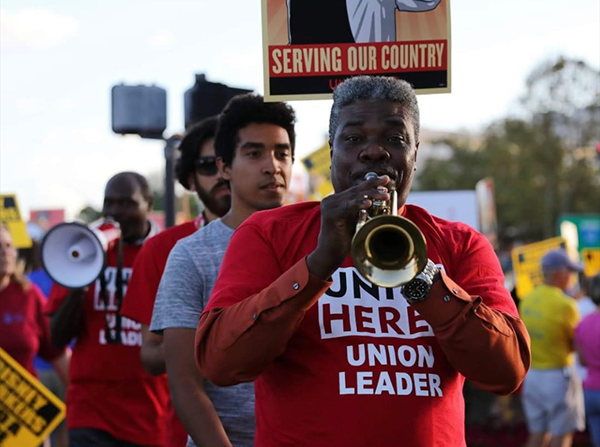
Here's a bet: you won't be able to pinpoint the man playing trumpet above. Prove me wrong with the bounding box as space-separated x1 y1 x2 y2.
195 76 531 447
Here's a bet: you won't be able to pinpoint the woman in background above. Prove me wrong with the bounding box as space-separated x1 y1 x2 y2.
575 273 600 447
0 223 69 385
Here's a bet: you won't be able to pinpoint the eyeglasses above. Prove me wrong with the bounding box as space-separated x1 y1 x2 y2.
195 156 218 176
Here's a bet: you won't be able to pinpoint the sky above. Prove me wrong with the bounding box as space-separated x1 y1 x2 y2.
1 0 599 219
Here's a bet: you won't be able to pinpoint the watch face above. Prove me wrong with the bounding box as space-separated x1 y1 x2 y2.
403 278 429 299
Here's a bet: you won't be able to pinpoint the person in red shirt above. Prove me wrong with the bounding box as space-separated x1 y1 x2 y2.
0 224 69 380
195 76 532 447
46 172 165 447
119 116 231 447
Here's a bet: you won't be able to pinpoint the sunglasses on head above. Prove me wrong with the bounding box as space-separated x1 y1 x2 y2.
195 156 218 176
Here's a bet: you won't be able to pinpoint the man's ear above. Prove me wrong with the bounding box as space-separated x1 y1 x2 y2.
328 140 333 169
216 157 231 181
146 196 154 212
414 141 420 163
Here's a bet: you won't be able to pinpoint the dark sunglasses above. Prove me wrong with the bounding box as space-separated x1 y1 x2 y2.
195 156 218 176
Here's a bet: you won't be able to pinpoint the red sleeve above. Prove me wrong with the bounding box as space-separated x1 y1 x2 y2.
197 222 332 385
205 222 290 311
45 283 71 315
121 239 162 325
409 230 530 394
449 230 519 317
32 285 65 362
197 220 530 394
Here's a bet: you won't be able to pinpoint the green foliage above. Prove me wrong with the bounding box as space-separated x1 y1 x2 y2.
77 205 102 224
416 142 485 191
187 193 201 217
152 188 165 211
416 56 600 247
149 185 202 219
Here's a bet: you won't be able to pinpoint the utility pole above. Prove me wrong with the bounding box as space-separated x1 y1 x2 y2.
163 136 180 228
111 84 177 228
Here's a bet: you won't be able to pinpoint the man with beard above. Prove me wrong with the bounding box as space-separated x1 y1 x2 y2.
47 172 164 447
195 76 531 447
120 116 229 447
151 93 296 447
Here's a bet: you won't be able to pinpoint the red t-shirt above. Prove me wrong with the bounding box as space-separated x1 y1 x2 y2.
121 220 199 326
46 242 170 447
121 220 200 447
207 202 517 447
0 281 63 376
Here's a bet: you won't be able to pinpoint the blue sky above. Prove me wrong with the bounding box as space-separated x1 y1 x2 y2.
1 0 599 218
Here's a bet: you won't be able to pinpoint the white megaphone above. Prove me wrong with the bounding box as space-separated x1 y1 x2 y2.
41 219 121 289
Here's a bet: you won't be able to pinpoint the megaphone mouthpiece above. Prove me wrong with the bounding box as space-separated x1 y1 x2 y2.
68 237 96 262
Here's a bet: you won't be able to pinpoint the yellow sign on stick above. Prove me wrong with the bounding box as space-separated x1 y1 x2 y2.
512 237 567 299
582 248 600 277
301 141 334 200
0 194 32 249
0 348 66 447
261 0 452 101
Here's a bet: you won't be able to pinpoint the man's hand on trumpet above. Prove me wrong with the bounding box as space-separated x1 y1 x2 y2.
307 173 391 281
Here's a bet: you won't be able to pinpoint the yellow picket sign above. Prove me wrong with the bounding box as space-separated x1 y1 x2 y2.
582 248 600 277
301 141 334 200
0 348 65 447
0 194 32 249
511 237 567 299
302 141 330 176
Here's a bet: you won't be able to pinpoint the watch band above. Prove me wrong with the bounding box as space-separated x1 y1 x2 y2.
402 259 440 304
421 259 440 284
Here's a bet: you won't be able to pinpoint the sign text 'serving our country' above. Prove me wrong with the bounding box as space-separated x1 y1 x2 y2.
270 41 447 77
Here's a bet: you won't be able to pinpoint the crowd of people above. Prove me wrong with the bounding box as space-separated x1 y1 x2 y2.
1 76 598 447
520 250 599 447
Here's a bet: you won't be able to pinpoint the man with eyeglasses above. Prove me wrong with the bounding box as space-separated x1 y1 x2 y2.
150 93 296 447
120 116 230 447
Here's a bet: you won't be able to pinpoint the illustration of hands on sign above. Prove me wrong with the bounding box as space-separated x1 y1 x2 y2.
347 0 442 42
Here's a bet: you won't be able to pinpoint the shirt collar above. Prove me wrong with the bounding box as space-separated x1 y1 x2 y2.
127 219 161 246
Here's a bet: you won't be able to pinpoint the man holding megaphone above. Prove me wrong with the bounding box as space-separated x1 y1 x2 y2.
45 172 168 447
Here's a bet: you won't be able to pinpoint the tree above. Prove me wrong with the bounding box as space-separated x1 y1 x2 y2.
521 56 600 123
147 169 201 219
77 205 102 224
416 140 485 191
416 56 600 247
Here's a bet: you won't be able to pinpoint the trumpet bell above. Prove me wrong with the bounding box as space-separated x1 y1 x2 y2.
351 215 427 288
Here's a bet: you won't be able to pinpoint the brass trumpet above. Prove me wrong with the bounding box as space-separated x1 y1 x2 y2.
350 172 427 288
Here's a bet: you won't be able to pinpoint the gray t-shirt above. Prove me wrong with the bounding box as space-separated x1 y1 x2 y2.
151 219 255 447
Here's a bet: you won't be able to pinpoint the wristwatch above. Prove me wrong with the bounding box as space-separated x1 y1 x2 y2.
401 259 440 304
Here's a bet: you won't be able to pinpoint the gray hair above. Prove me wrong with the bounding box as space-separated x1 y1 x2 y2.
329 76 420 142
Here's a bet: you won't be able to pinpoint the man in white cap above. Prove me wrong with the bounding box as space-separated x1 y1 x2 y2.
520 249 585 447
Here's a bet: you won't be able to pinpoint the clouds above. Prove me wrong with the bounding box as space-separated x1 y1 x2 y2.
0 0 598 222
148 29 177 49
14 97 49 115
1 127 165 219
0 9 78 50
